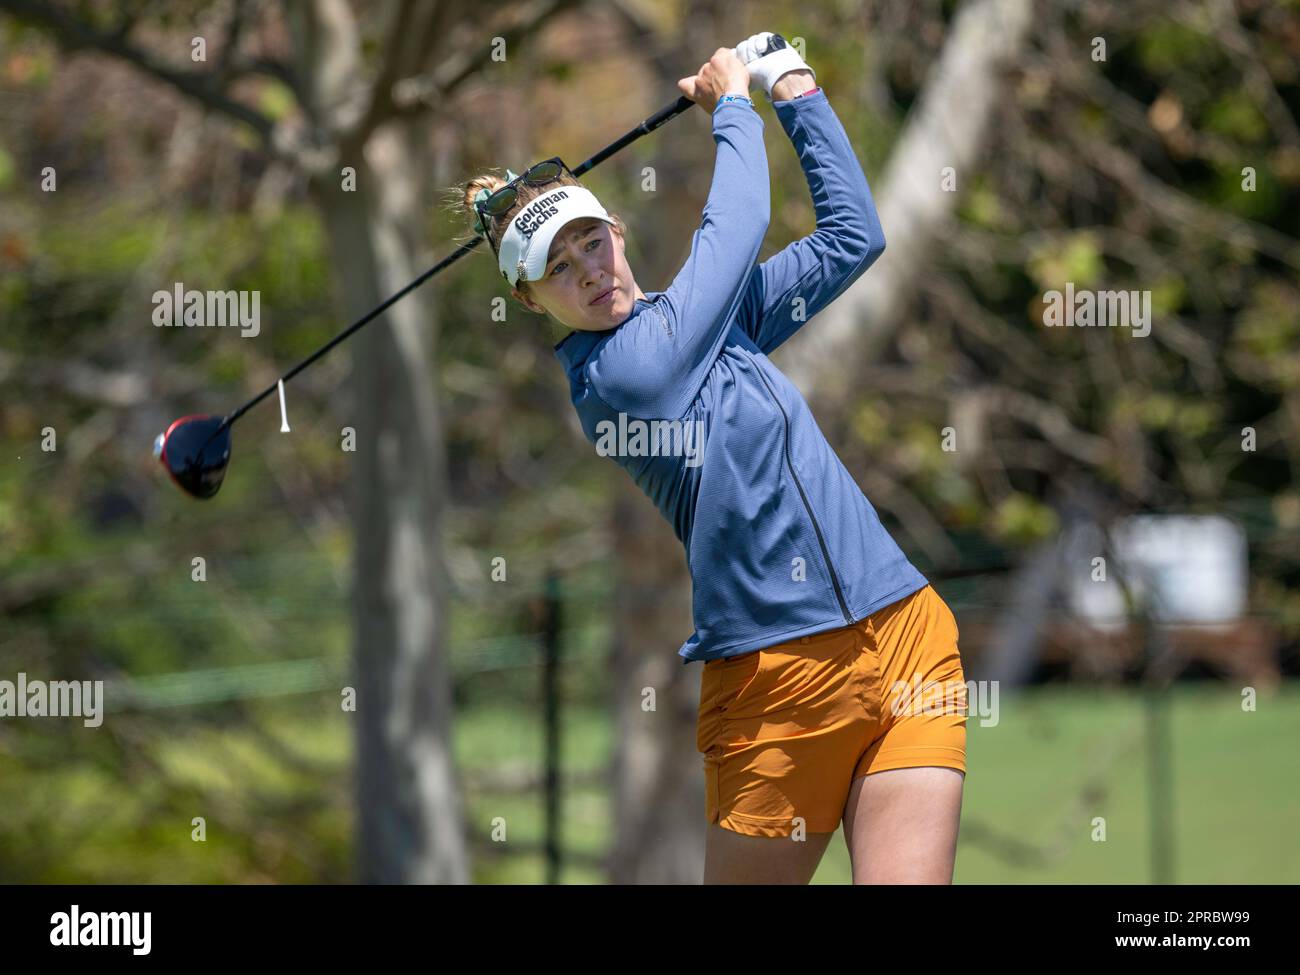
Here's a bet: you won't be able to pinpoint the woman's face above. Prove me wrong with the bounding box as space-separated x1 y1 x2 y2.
512 217 638 331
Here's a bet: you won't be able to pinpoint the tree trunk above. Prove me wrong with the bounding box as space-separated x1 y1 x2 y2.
607 480 701 883
312 120 468 884
779 0 1035 401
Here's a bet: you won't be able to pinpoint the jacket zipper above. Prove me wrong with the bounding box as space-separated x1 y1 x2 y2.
754 367 854 625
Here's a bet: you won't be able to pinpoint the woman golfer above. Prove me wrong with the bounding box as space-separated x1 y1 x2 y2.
460 34 967 884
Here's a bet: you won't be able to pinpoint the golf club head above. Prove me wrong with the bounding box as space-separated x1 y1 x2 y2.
154 414 231 500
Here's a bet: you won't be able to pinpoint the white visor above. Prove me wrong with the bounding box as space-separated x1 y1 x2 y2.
496 185 615 287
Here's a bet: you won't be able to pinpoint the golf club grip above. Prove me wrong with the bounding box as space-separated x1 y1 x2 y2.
213 94 697 439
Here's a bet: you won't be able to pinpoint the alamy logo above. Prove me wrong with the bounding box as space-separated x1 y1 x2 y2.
152 282 261 337
50 905 151 955
888 676 1001 727
0 673 104 727
1041 282 1151 337
513 189 569 240
594 413 706 467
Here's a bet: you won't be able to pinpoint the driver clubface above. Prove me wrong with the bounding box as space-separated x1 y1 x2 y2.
154 414 232 500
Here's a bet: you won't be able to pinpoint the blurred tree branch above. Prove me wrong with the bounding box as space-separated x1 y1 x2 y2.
780 0 1036 395
373 0 583 128
0 0 278 141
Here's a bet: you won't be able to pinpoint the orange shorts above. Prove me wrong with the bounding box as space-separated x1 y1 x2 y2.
696 583 967 838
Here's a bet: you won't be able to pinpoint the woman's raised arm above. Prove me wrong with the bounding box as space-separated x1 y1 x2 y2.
736 88 886 357
588 49 771 418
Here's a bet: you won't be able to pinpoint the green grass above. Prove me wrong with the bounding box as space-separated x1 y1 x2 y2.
823 683 1300 884
3 683 1296 882
457 703 613 884
457 682 1300 884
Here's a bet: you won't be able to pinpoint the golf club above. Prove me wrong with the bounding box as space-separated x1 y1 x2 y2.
154 94 696 500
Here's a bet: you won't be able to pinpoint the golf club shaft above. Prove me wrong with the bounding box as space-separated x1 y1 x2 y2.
218 238 483 431
213 94 697 438
572 94 694 176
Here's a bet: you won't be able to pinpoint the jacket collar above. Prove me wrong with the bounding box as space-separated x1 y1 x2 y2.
552 293 660 372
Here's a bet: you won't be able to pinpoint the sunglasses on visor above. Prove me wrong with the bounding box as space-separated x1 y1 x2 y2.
474 157 572 251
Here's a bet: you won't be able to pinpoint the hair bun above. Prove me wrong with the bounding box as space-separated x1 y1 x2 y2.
462 174 509 236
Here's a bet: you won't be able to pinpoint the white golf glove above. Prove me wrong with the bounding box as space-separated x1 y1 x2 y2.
732 32 815 100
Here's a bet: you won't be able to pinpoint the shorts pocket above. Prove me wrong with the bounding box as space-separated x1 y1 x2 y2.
697 652 761 753
717 651 765 714
697 630 861 751
722 645 852 723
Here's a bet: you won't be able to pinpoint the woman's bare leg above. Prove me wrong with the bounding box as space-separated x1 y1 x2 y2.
842 767 965 884
703 823 834 884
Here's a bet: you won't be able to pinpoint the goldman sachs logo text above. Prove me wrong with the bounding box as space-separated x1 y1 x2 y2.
513 190 570 240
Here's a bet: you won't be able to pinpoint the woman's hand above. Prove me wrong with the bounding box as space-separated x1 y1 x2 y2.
733 32 816 100
677 48 751 114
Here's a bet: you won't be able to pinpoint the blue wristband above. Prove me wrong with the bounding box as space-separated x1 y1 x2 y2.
716 94 754 110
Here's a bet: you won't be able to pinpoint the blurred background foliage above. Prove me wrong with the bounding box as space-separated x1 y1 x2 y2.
1 0 1297 882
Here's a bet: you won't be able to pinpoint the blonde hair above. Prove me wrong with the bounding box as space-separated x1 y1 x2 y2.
445 168 627 299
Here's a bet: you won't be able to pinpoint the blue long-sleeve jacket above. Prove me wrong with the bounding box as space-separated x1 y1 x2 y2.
553 88 928 664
